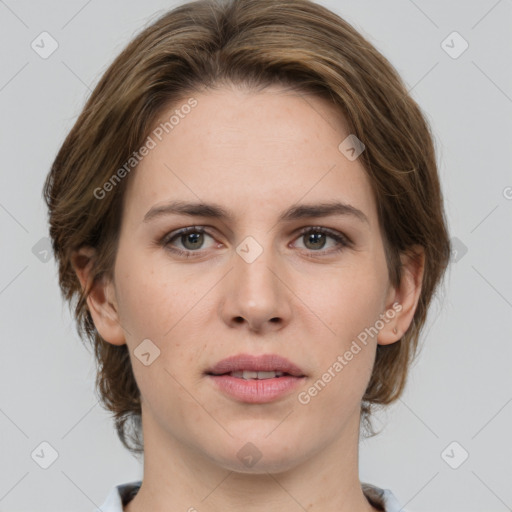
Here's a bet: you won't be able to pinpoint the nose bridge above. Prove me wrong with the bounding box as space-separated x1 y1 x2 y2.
220 230 292 330
234 232 281 305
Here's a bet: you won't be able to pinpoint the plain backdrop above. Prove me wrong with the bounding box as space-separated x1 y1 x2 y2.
1 1 511 511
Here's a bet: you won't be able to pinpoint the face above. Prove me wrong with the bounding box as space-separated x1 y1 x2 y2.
94 85 408 473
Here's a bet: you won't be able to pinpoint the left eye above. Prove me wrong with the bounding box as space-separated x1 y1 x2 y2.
293 227 348 252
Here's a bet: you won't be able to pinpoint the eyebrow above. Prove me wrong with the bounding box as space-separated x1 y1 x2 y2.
143 200 369 225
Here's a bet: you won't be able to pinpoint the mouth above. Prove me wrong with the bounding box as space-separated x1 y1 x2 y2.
208 370 296 379
205 353 306 378
205 353 306 403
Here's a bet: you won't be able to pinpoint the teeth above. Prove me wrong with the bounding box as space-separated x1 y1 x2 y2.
229 370 285 379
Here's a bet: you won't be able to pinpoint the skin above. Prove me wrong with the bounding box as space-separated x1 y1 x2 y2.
73 85 424 512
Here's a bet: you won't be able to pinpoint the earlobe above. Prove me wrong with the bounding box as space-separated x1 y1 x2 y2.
377 245 425 346
71 246 126 346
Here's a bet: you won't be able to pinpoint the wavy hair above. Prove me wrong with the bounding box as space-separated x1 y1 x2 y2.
43 0 451 458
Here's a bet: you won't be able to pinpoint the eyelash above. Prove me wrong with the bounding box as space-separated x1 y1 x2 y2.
158 226 352 259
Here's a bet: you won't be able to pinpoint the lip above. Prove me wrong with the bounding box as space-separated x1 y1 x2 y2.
205 353 306 404
206 353 306 377
207 374 305 403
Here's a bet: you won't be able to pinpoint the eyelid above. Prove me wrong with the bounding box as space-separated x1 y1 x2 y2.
159 226 216 247
294 225 352 246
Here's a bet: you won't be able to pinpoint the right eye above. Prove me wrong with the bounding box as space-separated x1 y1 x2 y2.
160 226 220 257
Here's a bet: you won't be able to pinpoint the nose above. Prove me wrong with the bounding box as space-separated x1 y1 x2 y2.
219 242 293 333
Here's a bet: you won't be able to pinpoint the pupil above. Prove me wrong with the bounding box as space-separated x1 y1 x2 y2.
305 232 325 250
183 232 203 249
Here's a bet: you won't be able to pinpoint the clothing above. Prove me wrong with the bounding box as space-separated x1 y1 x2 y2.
95 480 407 511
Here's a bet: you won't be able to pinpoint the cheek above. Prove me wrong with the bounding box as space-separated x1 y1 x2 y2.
301 283 379 417
114 254 215 381
296 265 384 404
307 264 387 341
113 259 207 414
114 249 196 334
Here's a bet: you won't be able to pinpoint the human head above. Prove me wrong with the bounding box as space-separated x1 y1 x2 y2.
43 0 451 456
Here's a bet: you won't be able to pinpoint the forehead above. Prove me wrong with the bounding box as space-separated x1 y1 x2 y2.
122 86 378 229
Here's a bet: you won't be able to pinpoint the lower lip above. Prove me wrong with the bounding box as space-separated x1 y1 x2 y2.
207 374 305 403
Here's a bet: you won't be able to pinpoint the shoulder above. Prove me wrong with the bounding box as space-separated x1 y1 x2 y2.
94 481 142 512
362 482 407 512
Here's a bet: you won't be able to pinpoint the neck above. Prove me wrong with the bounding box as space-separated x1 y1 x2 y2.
124 404 381 512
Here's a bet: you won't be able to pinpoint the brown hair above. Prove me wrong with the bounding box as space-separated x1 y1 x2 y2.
43 0 451 457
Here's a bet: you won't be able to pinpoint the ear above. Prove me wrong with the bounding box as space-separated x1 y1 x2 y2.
377 245 425 345
71 246 126 346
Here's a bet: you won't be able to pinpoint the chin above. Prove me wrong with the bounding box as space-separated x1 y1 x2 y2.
203 433 308 475
215 452 303 475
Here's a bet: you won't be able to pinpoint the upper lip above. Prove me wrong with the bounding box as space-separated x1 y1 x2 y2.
206 353 306 377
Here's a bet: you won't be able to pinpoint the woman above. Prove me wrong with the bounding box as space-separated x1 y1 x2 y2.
43 1 451 511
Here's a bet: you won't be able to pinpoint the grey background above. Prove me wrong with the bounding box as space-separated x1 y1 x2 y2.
1 0 511 511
